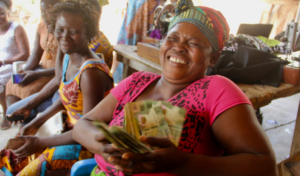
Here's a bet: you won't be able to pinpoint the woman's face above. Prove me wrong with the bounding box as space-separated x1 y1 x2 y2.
0 5 9 27
54 11 88 54
160 22 219 84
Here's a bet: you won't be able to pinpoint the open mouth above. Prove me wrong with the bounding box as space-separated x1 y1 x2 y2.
168 56 188 65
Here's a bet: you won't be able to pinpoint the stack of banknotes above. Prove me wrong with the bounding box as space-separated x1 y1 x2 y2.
93 100 186 153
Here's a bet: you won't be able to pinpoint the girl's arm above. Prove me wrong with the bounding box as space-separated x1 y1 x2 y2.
18 68 55 86
20 99 66 135
22 31 43 71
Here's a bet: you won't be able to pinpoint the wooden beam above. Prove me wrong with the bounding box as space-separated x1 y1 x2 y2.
291 100 300 156
261 0 299 5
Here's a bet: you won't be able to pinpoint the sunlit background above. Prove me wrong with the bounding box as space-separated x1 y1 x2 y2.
100 0 270 44
10 0 294 48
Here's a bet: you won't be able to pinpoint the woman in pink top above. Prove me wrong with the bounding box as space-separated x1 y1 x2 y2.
73 0 277 175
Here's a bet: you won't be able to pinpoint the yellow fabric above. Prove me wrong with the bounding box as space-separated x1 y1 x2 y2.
98 0 109 6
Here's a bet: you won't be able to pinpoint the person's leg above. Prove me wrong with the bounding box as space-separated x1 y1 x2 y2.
18 144 90 176
0 87 9 130
6 93 54 126
6 95 21 107
0 65 14 130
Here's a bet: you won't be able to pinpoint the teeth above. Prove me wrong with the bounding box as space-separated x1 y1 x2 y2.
169 57 187 64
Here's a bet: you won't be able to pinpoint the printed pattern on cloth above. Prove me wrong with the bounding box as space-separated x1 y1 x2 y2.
59 56 113 129
117 0 160 45
0 57 113 176
95 72 234 176
222 34 287 54
90 31 113 69
109 72 214 153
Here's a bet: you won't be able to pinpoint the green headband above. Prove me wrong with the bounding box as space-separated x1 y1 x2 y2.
168 7 219 51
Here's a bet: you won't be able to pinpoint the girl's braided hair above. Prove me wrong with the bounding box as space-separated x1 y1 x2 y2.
48 0 99 43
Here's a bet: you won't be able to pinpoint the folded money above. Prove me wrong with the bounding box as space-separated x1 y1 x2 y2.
124 101 186 146
93 121 152 154
93 101 186 153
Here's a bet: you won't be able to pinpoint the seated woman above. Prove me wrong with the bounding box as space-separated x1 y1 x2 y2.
73 0 277 175
1 0 60 130
0 0 30 130
0 0 113 175
5 0 113 128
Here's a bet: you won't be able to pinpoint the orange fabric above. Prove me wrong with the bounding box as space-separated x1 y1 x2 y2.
5 21 58 98
38 21 58 69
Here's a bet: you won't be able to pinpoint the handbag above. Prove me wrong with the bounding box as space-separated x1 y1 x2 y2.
206 46 289 87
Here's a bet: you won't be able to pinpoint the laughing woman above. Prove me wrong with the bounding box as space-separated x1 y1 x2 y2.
73 0 277 175
0 0 113 175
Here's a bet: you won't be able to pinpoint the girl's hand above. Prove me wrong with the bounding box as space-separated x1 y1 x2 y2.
18 122 38 136
19 70 39 86
12 136 44 158
108 136 187 175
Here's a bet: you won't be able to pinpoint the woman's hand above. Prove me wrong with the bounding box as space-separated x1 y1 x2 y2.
7 105 32 120
18 122 39 136
92 132 127 161
19 70 39 86
12 136 44 158
109 136 186 175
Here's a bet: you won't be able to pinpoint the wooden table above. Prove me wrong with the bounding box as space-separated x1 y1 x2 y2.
114 45 162 80
114 44 300 158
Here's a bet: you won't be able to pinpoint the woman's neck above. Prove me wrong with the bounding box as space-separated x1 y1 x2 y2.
68 47 92 67
156 76 192 100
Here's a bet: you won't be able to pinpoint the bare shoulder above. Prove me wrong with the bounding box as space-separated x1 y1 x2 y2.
80 68 113 90
14 24 26 34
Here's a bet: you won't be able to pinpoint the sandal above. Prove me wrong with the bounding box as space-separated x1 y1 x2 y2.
1 118 11 130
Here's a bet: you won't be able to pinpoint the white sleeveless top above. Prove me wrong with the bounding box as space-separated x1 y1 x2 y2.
0 22 20 61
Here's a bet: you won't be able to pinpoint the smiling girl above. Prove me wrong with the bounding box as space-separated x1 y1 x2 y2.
0 0 113 175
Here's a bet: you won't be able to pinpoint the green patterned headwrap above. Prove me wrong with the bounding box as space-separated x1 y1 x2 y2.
168 0 230 51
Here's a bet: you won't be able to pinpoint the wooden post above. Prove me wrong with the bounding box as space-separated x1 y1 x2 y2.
290 100 300 156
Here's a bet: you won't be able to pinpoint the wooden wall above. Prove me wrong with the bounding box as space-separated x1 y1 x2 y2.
259 0 299 38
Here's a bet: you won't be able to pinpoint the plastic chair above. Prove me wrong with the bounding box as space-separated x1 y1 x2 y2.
71 158 97 176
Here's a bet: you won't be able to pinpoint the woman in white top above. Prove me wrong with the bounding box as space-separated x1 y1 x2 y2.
0 0 30 130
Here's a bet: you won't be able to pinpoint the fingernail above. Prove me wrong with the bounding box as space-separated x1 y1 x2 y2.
114 165 121 171
108 156 115 164
111 144 117 148
122 153 129 159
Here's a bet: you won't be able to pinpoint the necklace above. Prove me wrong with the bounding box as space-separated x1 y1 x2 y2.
44 32 54 60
